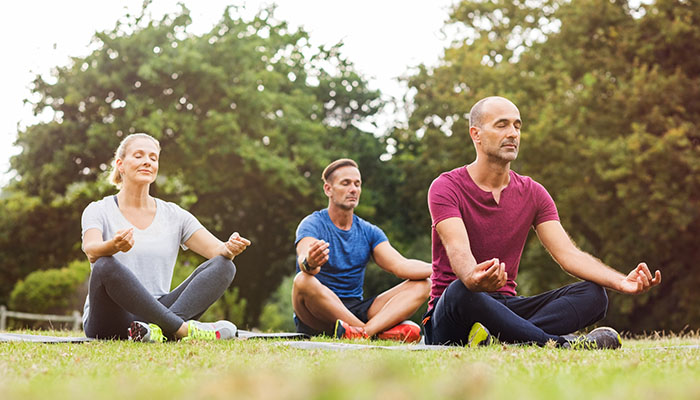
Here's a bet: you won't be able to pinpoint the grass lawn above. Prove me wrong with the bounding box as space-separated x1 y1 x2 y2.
1 331 698 400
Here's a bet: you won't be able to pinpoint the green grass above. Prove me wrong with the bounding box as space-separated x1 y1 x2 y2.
1 331 699 400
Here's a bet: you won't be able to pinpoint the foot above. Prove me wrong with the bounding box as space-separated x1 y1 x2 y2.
377 320 422 343
334 319 369 340
467 322 496 348
128 321 166 343
563 326 622 350
182 320 238 341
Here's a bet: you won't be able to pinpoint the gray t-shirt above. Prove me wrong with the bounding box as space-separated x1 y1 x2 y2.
80 195 204 322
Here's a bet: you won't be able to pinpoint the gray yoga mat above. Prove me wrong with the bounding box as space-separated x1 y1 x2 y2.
0 331 308 343
282 341 451 351
282 341 700 351
0 333 94 343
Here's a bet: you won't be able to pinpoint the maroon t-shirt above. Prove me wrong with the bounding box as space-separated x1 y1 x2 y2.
427 166 559 309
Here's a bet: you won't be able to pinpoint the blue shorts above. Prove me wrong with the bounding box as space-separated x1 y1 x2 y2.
294 295 377 336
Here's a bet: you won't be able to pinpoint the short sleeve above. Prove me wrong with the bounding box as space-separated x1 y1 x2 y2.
428 175 462 227
366 222 388 250
81 201 104 238
532 182 559 226
295 214 320 245
178 206 204 248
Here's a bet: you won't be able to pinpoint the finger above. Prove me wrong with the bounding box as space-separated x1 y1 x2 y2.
310 242 329 258
652 270 662 285
478 258 498 273
484 259 501 277
230 232 240 240
309 240 325 251
637 270 650 287
498 262 507 281
235 236 251 246
312 249 329 264
637 263 653 281
225 241 240 254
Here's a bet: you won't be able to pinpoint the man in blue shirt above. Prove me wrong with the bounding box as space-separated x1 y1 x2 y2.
293 159 432 342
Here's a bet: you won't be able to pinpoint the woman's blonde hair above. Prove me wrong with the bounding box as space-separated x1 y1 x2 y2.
108 133 161 188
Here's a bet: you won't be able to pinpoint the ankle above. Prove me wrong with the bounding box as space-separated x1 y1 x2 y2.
175 322 189 339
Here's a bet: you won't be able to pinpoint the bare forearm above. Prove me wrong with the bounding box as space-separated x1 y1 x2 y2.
392 259 432 280
445 245 478 288
558 249 626 291
83 240 118 261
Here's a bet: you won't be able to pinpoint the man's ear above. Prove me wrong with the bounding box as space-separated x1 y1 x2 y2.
323 181 332 197
469 126 481 144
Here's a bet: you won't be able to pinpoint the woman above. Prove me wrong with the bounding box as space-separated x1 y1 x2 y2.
81 133 251 341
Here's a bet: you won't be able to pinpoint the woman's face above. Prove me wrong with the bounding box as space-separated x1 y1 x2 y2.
116 137 160 186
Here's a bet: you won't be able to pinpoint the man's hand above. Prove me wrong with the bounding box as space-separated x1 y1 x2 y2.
305 239 329 270
619 263 661 294
464 258 507 292
221 232 251 259
112 228 134 253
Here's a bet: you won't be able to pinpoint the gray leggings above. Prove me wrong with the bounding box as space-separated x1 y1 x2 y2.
84 255 236 339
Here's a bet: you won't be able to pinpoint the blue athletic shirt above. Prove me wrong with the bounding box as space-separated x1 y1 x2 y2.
295 209 388 299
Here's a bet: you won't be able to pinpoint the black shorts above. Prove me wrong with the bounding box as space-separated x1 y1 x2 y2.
294 295 378 336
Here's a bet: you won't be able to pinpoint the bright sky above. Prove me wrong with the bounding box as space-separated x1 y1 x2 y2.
0 0 457 188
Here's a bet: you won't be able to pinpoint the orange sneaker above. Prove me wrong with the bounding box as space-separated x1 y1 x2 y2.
377 320 422 343
334 319 368 339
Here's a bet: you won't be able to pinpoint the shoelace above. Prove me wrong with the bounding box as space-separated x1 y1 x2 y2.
149 324 166 343
568 335 597 350
184 321 217 340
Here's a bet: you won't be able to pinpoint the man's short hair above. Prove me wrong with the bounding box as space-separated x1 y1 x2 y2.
469 96 513 128
469 97 494 128
322 158 358 183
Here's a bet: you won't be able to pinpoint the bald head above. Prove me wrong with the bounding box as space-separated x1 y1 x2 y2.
469 96 518 128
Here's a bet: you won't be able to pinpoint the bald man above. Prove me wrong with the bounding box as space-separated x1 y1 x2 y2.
423 96 661 349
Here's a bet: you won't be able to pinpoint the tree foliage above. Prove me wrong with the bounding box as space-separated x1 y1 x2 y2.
1 4 387 324
389 0 699 331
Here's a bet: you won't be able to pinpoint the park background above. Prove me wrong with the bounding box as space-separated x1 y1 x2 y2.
0 0 697 334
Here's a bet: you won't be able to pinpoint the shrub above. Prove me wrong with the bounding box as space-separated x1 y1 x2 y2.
9 259 90 317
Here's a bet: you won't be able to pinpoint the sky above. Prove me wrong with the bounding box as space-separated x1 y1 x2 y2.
0 0 457 187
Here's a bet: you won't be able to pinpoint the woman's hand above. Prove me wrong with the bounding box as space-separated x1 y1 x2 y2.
112 227 135 253
221 232 251 259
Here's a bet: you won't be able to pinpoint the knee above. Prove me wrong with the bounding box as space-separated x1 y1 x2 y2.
293 272 321 296
578 281 608 319
582 281 608 309
91 256 120 279
210 255 236 283
441 280 490 312
408 277 431 300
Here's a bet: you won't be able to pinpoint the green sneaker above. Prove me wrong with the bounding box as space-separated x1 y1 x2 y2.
467 322 496 348
182 320 238 341
563 327 622 350
128 321 166 343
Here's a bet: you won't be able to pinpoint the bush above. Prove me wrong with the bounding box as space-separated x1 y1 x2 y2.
9 259 90 316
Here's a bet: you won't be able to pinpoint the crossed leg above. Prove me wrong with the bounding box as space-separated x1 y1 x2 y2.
292 272 430 336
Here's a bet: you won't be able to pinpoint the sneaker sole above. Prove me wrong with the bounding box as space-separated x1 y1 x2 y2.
128 321 148 342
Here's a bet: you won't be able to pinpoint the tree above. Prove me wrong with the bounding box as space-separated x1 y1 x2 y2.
2 4 388 325
389 0 700 332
